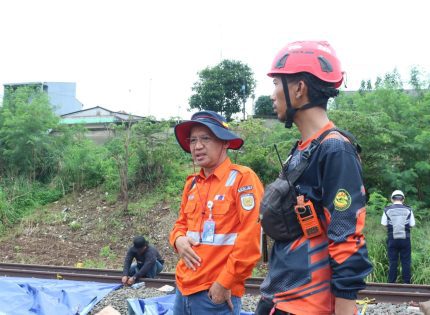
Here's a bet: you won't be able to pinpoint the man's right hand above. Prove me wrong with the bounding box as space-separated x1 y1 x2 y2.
175 236 201 271
121 276 129 285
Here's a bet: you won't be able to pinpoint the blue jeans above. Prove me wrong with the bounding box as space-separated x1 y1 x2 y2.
387 238 411 283
173 289 242 315
129 260 163 278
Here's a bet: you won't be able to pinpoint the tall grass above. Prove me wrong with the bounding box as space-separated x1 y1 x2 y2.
0 178 63 235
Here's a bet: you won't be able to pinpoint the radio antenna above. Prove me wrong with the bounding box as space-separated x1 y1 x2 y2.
274 144 283 169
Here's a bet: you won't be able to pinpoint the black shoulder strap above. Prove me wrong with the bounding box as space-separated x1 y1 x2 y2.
384 207 390 219
285 128 336 184
188 176 197 192
283 127 362 185
334 128 362 154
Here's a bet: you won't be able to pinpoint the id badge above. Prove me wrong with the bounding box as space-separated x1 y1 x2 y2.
202 219 216 243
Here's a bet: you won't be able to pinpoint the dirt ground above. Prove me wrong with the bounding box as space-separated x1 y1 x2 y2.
0 188 180 272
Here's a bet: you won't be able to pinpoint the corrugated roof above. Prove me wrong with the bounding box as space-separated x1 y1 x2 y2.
60 117 117 124
61 105 145 119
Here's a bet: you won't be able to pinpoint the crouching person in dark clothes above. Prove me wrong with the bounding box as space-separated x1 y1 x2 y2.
122 236 164 286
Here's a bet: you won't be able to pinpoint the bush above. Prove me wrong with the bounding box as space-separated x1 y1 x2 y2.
366 192 388 216
0 180 64 236
233 118 299 185
103 118 187 200
0 188 15 234
56 137 106 193
68 220 82 231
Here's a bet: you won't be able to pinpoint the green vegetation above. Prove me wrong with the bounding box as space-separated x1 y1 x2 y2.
68 220 82 231
82 259 107 269
99 245 117 260
0 67 429 283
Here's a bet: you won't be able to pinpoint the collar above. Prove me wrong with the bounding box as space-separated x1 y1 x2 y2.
197 157 232 180
298 121 335 150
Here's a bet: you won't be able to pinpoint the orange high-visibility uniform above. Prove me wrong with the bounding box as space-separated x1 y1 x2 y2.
169 157 263 297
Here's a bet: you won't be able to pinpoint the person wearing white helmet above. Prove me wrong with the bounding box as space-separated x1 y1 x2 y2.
381 190 416 283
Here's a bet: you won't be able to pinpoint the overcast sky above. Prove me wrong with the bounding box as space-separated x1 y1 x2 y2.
1 0 429 119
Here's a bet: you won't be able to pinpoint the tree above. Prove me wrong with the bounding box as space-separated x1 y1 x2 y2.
375 76 382 89
333 68 430 211
254 95 275 116
0 86 59 180
409 66 426 97
189 59 256 121
383 68 403 90
359 80 367 95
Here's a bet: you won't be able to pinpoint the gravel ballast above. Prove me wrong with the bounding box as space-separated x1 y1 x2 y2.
89 285 426 315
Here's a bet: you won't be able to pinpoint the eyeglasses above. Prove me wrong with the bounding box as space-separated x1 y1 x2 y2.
186 135 213 146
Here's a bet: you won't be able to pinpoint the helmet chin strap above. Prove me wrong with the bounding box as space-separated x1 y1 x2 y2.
280 76 326 128
280 76 295 129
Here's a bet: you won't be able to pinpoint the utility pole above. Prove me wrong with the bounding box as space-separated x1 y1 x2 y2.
241 83 246 121
148 78 152 116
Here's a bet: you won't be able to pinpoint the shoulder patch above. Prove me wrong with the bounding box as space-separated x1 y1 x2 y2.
240 193 255 211
238 185 253 193
333 189 352 211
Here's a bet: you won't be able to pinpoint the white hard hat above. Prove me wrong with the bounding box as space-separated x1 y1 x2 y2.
391 190 405 199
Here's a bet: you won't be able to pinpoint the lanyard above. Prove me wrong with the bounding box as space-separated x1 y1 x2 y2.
195 175 213 217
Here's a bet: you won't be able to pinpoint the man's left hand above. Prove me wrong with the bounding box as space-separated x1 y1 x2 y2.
127 277 136 286
208 281 233 310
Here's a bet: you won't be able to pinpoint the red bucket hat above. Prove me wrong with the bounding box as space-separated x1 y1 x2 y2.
174 111 244 153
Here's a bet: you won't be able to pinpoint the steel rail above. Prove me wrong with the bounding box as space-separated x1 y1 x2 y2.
0 262 123 276
1 263 430 303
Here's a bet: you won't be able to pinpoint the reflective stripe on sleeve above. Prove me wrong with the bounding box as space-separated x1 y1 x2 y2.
186 231 237 246
225 170 239 187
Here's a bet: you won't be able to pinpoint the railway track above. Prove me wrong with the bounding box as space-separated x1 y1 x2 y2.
1 262 430 304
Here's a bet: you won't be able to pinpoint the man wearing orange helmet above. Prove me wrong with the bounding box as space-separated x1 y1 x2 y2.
256 41 372 315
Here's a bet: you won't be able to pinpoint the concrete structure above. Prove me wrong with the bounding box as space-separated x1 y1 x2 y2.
60 106 145 144
3 82 82 115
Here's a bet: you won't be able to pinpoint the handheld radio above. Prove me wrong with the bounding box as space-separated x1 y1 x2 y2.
294 195 322 238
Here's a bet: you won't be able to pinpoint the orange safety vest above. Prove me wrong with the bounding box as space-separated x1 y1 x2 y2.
169 157 263 297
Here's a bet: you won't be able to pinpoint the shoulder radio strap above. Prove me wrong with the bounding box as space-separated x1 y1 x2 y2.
284 127 360 185
284 128 335 184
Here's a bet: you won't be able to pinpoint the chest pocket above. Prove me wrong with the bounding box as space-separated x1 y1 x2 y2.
184 201 198 228
212 201 232 216
212 201 240 232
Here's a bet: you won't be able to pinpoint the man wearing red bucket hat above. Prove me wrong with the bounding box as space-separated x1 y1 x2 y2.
170 110 264 314
256 41 372 315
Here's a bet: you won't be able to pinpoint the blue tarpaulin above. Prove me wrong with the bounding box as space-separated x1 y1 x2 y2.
127 295 364 315
127 294 254 315
0 277 120 315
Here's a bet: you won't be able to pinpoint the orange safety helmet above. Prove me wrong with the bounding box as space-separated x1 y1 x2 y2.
268 41 344 88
